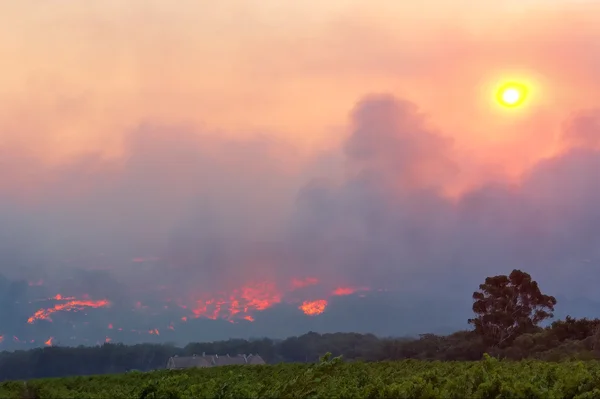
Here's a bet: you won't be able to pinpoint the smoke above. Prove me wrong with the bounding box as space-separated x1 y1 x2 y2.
1 93 599 347
1 0 600 348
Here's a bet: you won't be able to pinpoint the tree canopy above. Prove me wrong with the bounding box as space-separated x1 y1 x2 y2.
468 269 557 347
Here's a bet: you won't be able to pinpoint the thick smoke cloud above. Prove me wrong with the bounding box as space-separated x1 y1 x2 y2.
2 0 600 349
1 93 600 348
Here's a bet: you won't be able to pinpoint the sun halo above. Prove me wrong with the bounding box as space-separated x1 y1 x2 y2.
496 82 528 108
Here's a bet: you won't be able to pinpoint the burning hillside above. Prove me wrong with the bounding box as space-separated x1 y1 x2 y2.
28 297 111 324
0 273 387 350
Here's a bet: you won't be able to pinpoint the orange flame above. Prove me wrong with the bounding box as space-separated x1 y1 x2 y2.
332 286 370 296
28 298 110 324
299 299 327 315
191 281 282 321
239 282 282 311
19 278 373 333
44 337 53 346
0 335 3 343
184 279 373 321
332 287 355 296
51 294 76 301
105 337 112 343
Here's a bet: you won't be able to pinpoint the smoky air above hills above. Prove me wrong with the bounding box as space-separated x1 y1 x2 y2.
2 1 600 349
1 95 600 348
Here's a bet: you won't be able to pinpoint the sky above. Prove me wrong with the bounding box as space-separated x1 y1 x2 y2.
1 0 600 348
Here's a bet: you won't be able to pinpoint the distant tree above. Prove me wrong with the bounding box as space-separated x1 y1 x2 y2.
468 269 557 347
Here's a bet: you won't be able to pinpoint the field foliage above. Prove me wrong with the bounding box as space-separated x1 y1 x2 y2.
2 354 600 398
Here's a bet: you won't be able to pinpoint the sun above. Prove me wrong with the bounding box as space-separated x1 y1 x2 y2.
496 82 528 108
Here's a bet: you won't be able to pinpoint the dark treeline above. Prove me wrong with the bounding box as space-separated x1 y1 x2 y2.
2 269 600 381
2 317 600 381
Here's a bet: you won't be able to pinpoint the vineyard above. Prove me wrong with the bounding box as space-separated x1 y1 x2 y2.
2 354 600 398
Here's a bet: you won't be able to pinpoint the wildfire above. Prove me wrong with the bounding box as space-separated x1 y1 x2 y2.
192 299 225 320
51 294 76 301
0 335 3 343
239 282 282 310
299 299 328 316
183 279 374 322
7 276 377 347
28 297 110 324
190 281 282 322
332 286 369 296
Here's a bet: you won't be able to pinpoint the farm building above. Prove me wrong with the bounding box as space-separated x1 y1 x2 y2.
166 353 266 370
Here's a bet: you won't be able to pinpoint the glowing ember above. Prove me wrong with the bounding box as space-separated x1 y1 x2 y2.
299 299 328 315
192 299 226 320
190 281 282 321
44 337 53 346
332 286 369 296
239 282 282 311
9 277 375 346
51 294 76 301
27 298 110 324
332 287 355 296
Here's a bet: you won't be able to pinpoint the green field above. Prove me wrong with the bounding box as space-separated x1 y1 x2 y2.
2 354 600 399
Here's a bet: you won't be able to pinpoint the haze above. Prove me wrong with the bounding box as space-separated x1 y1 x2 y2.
1 0 600 348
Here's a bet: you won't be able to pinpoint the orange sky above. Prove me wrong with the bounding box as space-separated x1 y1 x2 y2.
1 0 599 187
2 1 600 341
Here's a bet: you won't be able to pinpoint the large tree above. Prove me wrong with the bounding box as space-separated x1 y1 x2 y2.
468 269 557 347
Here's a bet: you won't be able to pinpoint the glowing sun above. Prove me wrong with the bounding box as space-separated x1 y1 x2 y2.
496 82 528 108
